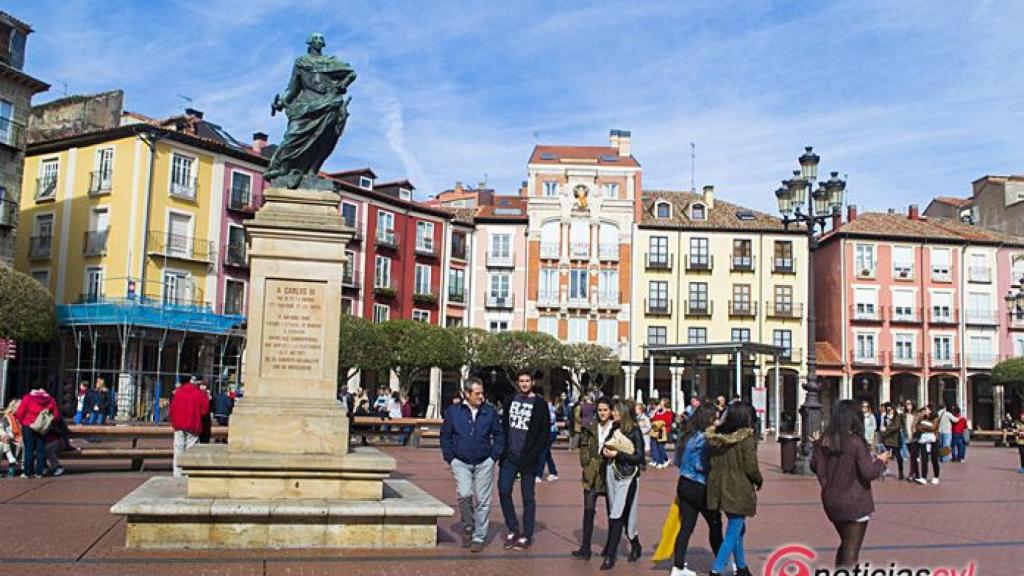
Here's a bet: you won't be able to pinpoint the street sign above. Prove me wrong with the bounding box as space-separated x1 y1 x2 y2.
752 386 767 415
0 339 14 360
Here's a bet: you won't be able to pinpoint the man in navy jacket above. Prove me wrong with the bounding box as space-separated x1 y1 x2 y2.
441 376 505 552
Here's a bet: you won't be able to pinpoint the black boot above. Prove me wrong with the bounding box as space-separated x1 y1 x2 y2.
572 508 595 559
735 567 753 576
627 536 642 562
600 555 616 570
601 518 623 570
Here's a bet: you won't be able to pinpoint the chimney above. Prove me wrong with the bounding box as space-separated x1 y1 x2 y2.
184 108 204 120
478 181 487 190
847 204 858 222
702 185 715 209
609 129 620 150
519 180 528 197
617 129 631 157
908 204 920 220
455 181 463 192
251 131 268 154
887 208 896 215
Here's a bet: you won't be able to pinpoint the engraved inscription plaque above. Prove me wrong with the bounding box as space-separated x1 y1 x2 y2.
261 279 326 378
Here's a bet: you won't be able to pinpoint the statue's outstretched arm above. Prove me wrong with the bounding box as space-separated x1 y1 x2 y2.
276 65 302 108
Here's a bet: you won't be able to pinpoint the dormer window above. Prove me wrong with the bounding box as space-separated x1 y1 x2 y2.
399 188 412 201
691 203 706 221
359 176 373 190
655 201 672 219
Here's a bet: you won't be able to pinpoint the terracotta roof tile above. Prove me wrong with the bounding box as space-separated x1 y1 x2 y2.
529 145 640 168
476 196 528 222
828 213 1024 246
931 196 972 208
639 190 798 232
815 342 844 367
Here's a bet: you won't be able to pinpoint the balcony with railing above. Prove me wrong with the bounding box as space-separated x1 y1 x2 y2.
567 294 591 309
342 270 361 290
929 307 958 325
83 229 109 257
780 348 803 364
596 291 620 309
598 243 619 262
170 177 199 201
851 352 883 367
964 309 998 326
684 300 713 318
0 196 17 228
342 217 363 242
147 231 215 263
486 251 513 267
35 177 57 201
850 304 882 322
731 255 755 272
968 266 991 283
540 242 560 260
447 289 465 304
766 301 803 319
227 186 253 212
928 353 960 370
537 290 560 308
415 238 438 258
29 235 52 260
889 306 922 324
569 241 590 260
375 228 400 250
773 257 796 274
685 254 713 272
645 252 673 271
1009 309 1024 329
88 170 113 196
0 117 24 149
728 300 757 318
413 290 439 306
485 292 514 309
645 298 672 316
888 351 923 368
373 282 397 299
224 243 247 268
965 352 999 369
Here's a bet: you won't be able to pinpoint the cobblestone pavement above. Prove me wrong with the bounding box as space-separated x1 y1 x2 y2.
0 442 1021 576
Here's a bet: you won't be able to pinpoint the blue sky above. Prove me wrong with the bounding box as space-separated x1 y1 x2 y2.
12 1 1024 212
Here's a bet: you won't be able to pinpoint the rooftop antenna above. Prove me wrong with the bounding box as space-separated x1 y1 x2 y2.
56 78 68 96
532 131 539 142
689 142 696 193
176 94 194 109
483 173 488 187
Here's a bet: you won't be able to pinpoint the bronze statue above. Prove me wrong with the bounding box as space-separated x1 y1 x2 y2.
265 33 356 189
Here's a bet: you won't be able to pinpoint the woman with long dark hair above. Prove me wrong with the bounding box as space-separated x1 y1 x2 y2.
572 397 614 559
599 400 645 570
811 399 890 568
670 404 723 576
704 401 761 576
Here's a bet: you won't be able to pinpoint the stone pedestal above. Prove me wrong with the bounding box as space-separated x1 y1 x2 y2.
112 187 452 548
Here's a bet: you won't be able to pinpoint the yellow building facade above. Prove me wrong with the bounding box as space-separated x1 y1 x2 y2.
630 187 809 433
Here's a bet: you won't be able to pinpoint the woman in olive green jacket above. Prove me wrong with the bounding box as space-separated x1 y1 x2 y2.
571 397 613 560
704 402 762 576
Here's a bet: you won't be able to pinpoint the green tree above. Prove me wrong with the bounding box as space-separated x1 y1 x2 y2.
992 357 1024 403
379 320 463 395
0 266 56 342
479 330 563 387
560 342 620 396
449 327 491 375
337 314 390 389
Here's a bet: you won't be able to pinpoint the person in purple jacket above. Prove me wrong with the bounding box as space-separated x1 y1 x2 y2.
811 399 891 569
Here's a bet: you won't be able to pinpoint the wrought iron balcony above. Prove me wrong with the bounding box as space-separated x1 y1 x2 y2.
448 290 465 304
645 298 672 316
766 301 803 319
227 187 252 212
731 255 755 272
342 270 361 289
375 228 400 250
928 308 958 325
0 117 24 149
772 257 796 274
416 239 438 258
88 170 113 195
147 231 215 263
850 304 882 322
685 254 713 272
29 235 52 259
964 309 998 326
83 229 109 256
537 291 560 308
342 217 362 241
851 352 883 367
684 300 713 318
889 306 922 324
888 351 923 368
485 293 514 309
728 300 757 318
645 252 673 271
224 243 247 267
928 353 961 369
170 177 199 200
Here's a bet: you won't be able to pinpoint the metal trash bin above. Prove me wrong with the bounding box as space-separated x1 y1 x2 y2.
778 434 800 473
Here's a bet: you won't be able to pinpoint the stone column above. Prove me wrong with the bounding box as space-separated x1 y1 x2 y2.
428 367 443 418
880 374 891 405
670 366 684 414
623 365 637 400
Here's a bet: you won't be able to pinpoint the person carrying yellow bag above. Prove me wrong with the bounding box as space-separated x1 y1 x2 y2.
656 404 722 576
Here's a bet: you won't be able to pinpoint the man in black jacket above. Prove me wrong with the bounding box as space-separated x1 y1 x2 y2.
498 369 551 550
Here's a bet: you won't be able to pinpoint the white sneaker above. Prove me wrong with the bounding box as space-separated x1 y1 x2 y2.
670 566 697 576
930 478 939 485
547 474 558 481
53 467 64 477
915 477 927 485
535 477 542 483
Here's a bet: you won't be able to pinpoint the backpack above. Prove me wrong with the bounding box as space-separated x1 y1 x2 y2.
30 408 54 435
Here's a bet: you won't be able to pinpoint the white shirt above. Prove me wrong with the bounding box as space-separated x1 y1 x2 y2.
469 406 479 422
597 421 612 448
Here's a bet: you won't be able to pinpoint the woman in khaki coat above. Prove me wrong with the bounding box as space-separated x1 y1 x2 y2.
704 401 762 576
571 397 613 560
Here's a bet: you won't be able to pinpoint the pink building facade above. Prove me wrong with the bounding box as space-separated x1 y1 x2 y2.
217 160 266 317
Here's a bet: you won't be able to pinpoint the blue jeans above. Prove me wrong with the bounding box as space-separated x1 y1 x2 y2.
89 411 105 425
22 426 46 476
940 432 953 462
536 433 559 478
74 410 84 425
712 514 748 573
951 433 967 461
498 459 537 539
651 440 668 465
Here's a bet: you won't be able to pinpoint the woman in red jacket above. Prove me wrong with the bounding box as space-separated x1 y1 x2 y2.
15 387 59 478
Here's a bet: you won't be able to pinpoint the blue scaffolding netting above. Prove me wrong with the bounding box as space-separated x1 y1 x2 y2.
58 297 244 335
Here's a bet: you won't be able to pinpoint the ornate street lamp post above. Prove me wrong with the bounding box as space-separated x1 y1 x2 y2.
774 147 846 474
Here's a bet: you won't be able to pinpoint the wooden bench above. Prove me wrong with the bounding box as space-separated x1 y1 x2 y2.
970 429 1020 447
64 425 228 471
350 417 443 447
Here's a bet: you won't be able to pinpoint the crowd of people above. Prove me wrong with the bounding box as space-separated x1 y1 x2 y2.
439 374 1024 573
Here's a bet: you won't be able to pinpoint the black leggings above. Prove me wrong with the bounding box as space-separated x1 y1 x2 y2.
673 476 723 569
886 445 903 477
1018 446 1024 468
918 443 940 480
907 443 919 478
832 520 868 568
603 478 638 560
579 489 608 552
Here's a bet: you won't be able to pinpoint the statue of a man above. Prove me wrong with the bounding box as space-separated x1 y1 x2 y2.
264 33 356 189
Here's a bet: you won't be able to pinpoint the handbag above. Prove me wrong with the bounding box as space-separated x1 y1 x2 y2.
30 409 54 435
604 429 635 455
